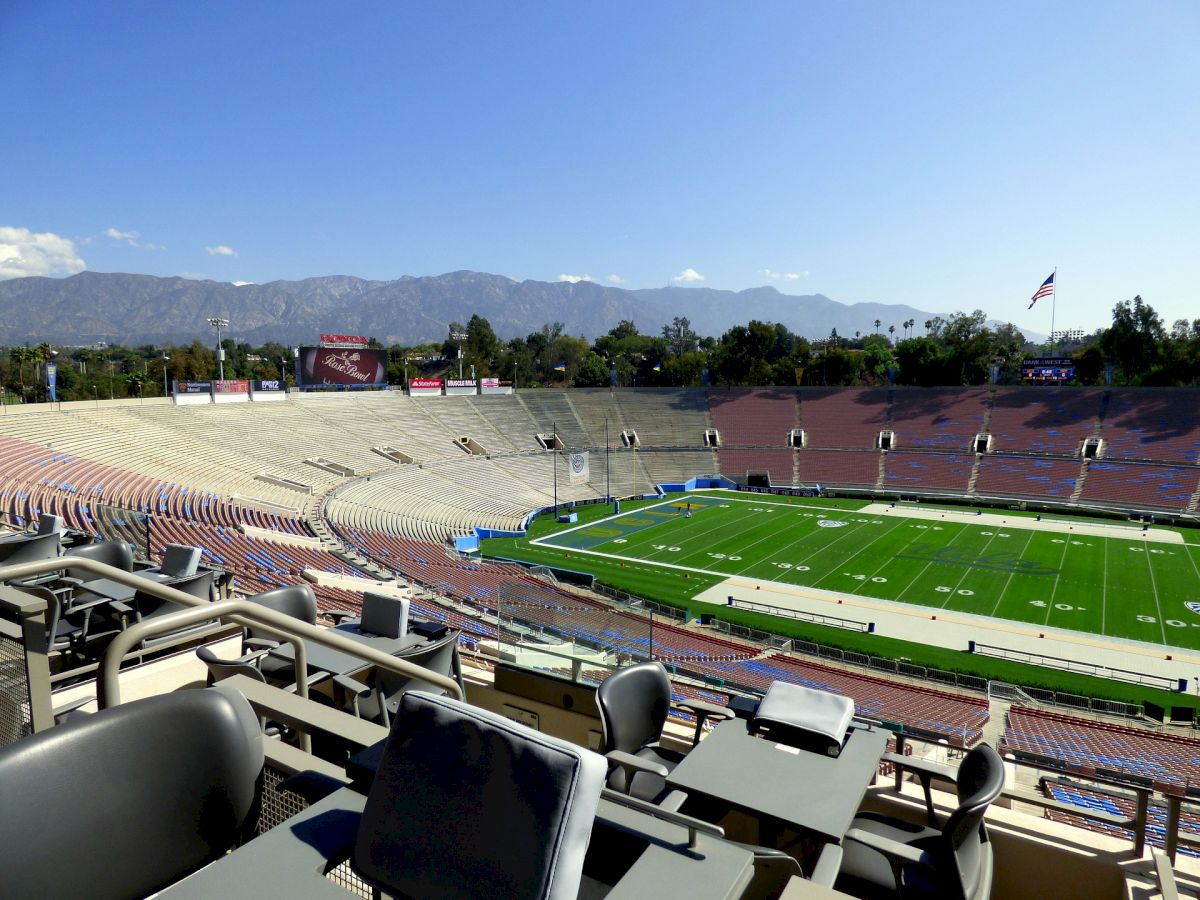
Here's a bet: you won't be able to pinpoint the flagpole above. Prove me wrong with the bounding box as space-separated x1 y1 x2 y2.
1050 266 1058 354
553 419 558 515
605 417 610 502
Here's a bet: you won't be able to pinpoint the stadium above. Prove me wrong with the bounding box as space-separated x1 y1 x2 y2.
1 379 1198 898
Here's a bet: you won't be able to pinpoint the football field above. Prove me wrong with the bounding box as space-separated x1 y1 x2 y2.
525 491 1200 652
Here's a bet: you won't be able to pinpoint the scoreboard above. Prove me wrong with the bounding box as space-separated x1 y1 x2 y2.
1022 357 1075 383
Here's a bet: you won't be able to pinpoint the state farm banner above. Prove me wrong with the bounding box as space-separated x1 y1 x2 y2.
319 333 368 347
480 377 514 395
445 378 477 396
408 377 443 397
298 347 387 387
214 379 250 393
176 381 213 394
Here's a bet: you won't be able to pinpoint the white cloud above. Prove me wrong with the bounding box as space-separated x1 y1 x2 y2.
206 244 238 257
231 280 254 286
672 267 705 283
762 268 808 281
558 273 593 283
0 226 86 279
607 274 626 283
105 227 139 243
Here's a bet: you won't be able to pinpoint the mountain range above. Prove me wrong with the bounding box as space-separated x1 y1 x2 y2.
0 270 1037 347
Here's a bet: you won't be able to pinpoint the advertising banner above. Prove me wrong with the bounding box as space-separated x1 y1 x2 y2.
319 333 369 347
445 379 477 396
408 377 443 397
214 379 251 393
480 377 514 395
46 363 57 402
298 347 387 387
568 451 590 485
251 379 286 401
177 381 213 394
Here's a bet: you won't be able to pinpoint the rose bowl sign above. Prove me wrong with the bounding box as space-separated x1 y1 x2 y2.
298 347 387 387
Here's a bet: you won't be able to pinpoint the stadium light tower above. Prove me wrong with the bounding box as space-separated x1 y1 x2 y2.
207 317 230 380
449 329 468 379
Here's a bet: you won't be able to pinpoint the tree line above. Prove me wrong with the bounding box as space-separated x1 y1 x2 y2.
2 296 1197 403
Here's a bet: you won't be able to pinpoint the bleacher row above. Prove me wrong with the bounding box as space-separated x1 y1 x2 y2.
1003 705 1200 789
1042 778 1200 859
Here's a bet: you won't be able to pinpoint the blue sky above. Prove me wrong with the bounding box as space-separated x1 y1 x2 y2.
3 1 1197 334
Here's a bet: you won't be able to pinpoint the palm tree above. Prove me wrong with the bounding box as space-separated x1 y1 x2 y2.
888 324 896 343
873 319 881 334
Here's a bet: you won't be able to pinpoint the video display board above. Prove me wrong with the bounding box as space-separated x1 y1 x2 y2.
1021 357 1075 383
297 347 387 387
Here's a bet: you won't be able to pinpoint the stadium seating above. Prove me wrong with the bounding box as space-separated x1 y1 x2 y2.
797 388 889 450
882 450 975 492
1079 461 1200 512
974 455 1082 499
1100 388 1200 465
987 388 1104 456
1042 777 1200 859
1002 706 1200 788
889 388 990 451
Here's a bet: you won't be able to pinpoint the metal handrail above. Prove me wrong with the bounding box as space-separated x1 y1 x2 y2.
0 556 463 706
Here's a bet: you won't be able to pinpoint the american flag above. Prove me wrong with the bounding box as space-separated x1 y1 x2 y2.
1029 272 1055 309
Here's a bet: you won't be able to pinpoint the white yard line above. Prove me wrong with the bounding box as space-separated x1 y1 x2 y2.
989 530 1037 618
1144 546 1168 644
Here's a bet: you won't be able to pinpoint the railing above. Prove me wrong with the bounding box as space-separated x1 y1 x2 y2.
0 557 463 749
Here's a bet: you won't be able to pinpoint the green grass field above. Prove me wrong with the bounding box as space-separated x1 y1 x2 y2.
488 491 1200 652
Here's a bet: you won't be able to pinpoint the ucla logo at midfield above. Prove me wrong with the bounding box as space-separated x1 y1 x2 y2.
818 520 847 528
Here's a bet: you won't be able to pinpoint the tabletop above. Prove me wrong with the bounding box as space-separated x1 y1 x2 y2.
666 719 889 845
268 629 425 677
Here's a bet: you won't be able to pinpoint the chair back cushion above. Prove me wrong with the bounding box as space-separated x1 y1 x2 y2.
0 687 263 900
246 583 318 642
161 543 202 577
360 591 409 638
595 661 671 755
66 539 136 573
945 742 1004 899
375 629 462 701
0 532 60 565
355 691 605 900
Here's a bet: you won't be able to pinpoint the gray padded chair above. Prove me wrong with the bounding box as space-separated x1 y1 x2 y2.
241 583 320 685
354 691 605 900
0 531 61 565
337 628 464 726
595 660 733 805
837 742 1004 900
0 687 264 900
64 539 137 574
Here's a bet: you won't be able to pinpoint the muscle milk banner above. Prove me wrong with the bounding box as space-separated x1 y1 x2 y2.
568 451 590 485
298 347 387 387
480 377 514 396
408 378 443 397
445 378 477 396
